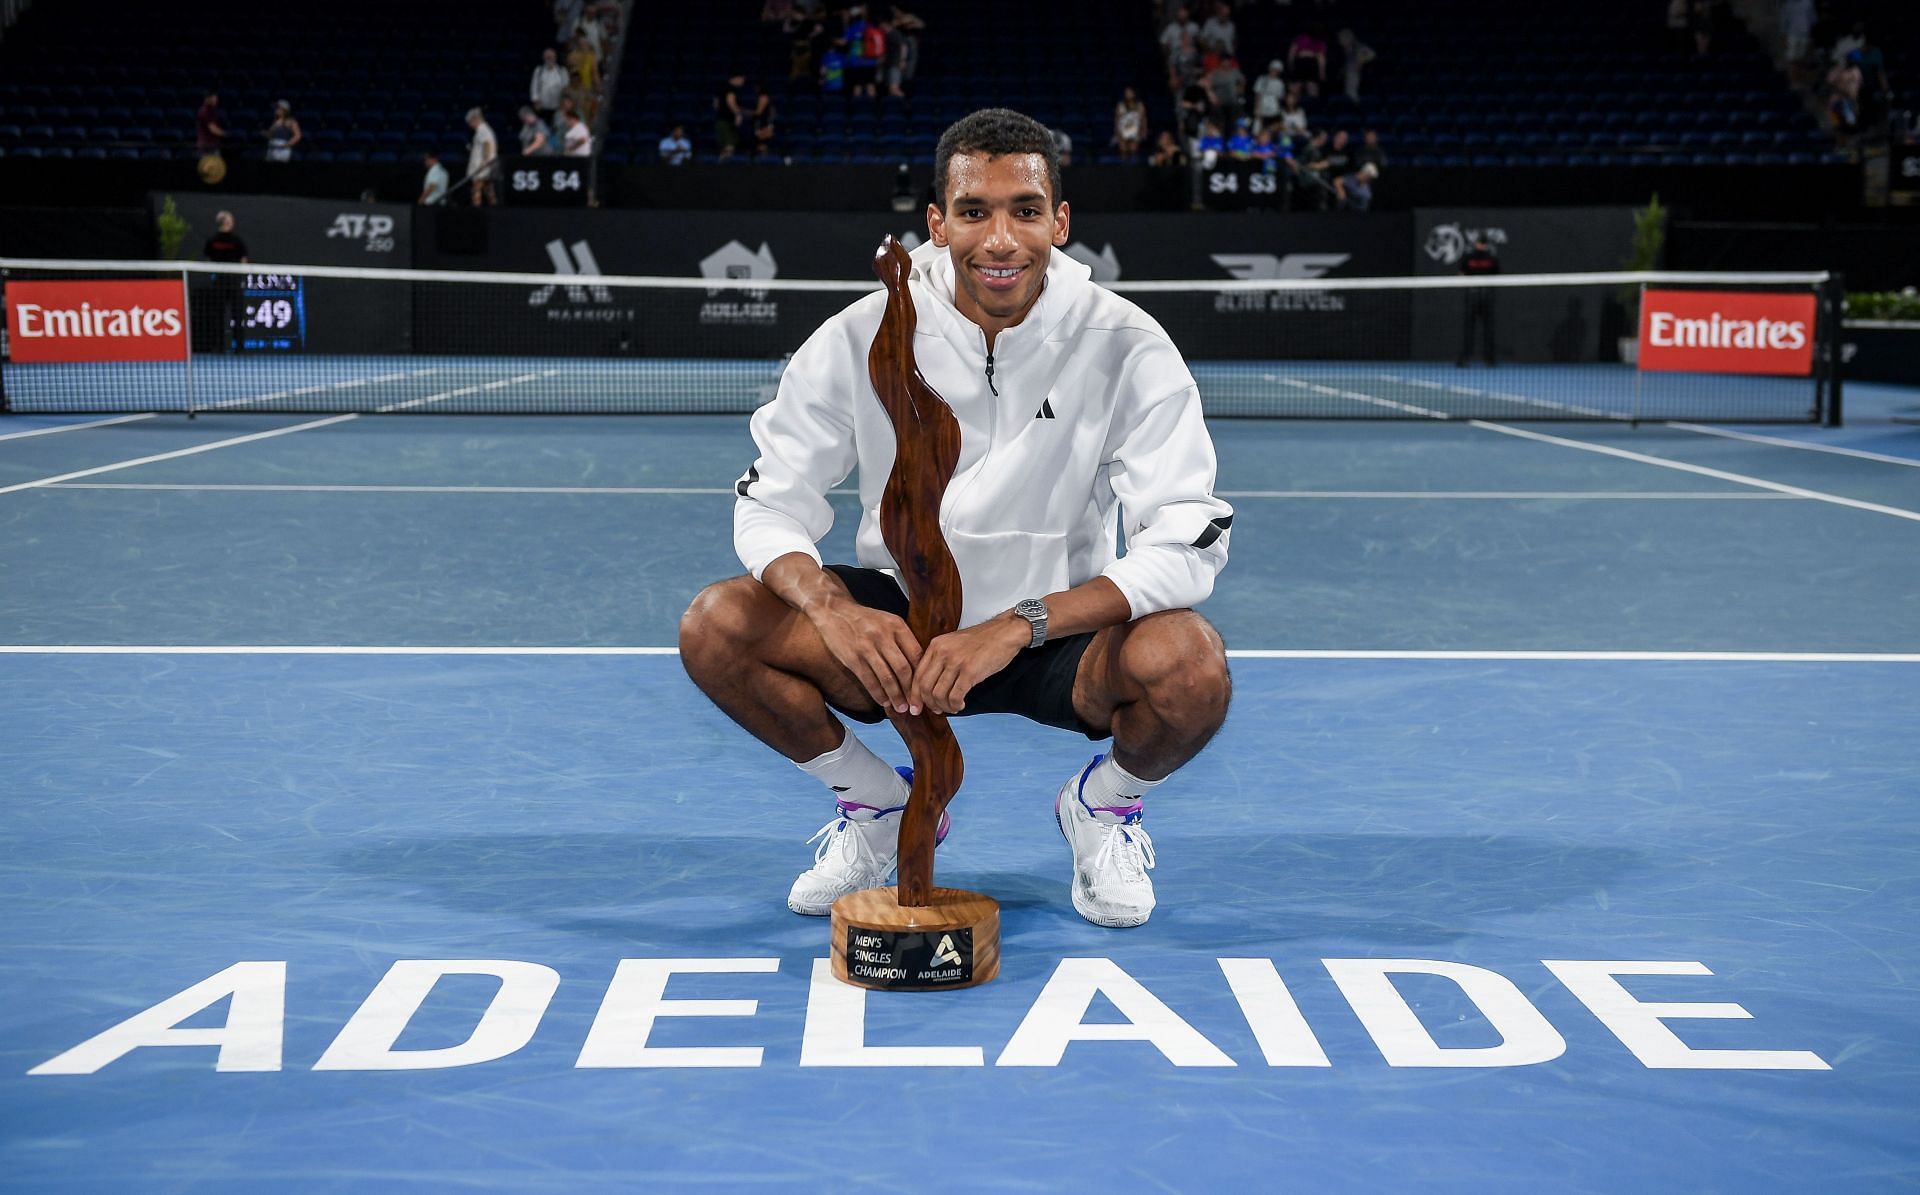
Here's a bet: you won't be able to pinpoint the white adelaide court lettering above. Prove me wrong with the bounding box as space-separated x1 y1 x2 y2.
26 956 1831 1075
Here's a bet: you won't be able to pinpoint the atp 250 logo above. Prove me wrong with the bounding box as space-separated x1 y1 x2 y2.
324 213 397 253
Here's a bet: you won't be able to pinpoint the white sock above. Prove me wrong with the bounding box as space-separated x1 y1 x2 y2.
1074 754 1164 822
796 730 908 820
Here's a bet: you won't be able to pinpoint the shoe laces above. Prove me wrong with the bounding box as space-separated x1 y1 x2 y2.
805 814 891 877
1090 815 1156 882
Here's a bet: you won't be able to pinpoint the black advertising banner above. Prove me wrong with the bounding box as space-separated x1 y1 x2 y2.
1409 206 1643 364
409 208 1412 361
149 192 415 354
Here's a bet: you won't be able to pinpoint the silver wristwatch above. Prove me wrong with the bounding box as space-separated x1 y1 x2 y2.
1013 597 1049 648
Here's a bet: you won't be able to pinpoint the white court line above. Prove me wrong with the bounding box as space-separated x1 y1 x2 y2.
1668 422 1920 469
203 369 428 411
38 482 1802 500
1470 421 1920 524
0 413 156 441
1386 374 1614 419
0 645 1914 661
378 370 556 414
0 414 358 495
1267 374 1449 419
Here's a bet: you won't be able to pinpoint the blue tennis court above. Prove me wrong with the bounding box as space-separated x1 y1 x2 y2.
2 386 1916 1190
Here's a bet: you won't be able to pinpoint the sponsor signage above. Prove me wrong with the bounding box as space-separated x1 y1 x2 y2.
1638 290 1817 376
5 278 188 362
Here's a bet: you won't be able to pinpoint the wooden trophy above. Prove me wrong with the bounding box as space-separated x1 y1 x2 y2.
829 236 1000 991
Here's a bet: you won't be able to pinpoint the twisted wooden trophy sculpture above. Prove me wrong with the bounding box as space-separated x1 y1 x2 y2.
829 236 1000 991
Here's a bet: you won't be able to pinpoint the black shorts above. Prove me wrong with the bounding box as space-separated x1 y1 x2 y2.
826 564 1105 739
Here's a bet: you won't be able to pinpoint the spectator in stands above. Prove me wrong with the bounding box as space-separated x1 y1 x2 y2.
419 151 450 204
1852 30 1890 128
1337 29 1376 101
554 0 583 44
578 4 607 59
1053 126 1074 166
750 83 778 158
716 74 748 161
1665 0 1692 59
1206 55 1246 133
1114 87 1148 162
1167 28 1202 93
1458 233 1499 367
1148 129 1188 169
203 211 248 354
195 92 229 155
466 107 501 205
1278 89 1309 139
659 124 693 165
1288 28 1328 97
532 48 569 127
264 101 302 162
1251 59 1285 133
1177 77 1210 146
1335 161 1377 212
1226 118 1256 161
885 7 925 98
820 39 848 94
1357 128 1388 172
845 5 883 100
568 32 600 121
1253 127 1290 178
1199 2 1236 64
1294 129 1334 209
1195 119 1226 169
1827 50 1862 135
1159 6 1198 66
1324 128 1353 178
519 106 556 156
561 109 593 157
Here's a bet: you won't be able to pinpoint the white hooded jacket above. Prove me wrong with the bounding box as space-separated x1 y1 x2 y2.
734 239 1233 630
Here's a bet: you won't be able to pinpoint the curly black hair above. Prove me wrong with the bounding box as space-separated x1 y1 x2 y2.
932 108 1063 212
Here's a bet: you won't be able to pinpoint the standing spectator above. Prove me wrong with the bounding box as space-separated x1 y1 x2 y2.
1167 28 1202 93
1205 55 1246 133
658 124 693 165
264 100 302 162
1114 86 1147 161
885 6 925 97
819 40 847 94
1159 6 1198 65
553 0 583 44
844 5 882 99
1779 0 1813 78
1251 59 1285 133
1827 50 1863 134
1294 128 1333 208
195 91 229 155
466 107 500 205
203 211 248 354
1458 233 1499 367
1198 2 1236 63
531 48 569 126
561 109 594 157
1177 77 1210 146
419 150 450 204
1357 128 1388 172
715 73 747 160
577 4 606 59
1335 161 1378 211
750 83 778 158
1288 28 1329 96
519 105 556 156
1148 129 1189 168
1337 29 1376 101
567 33 599 121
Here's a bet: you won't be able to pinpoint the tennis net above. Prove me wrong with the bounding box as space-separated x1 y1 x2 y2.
0 258 1839 422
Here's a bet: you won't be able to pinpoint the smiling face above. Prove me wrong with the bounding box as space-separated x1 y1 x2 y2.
926 151 1069 341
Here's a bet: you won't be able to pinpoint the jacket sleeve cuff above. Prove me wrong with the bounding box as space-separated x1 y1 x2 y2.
1100 544 1218 620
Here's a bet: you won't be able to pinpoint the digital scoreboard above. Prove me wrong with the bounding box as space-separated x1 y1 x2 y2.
239 272 306 351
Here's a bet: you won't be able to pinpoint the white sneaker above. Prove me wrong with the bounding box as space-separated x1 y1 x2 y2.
787 767 950 916
1055 755 1157 927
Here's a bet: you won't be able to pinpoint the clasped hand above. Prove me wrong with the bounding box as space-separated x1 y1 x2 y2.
813 603 1025 717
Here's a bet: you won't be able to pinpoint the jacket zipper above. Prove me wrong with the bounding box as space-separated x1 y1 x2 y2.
984 349 997 396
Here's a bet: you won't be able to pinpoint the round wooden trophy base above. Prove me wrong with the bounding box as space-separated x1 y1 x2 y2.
830 887 1000 991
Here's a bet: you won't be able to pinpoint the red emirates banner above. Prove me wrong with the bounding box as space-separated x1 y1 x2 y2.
1637 289 1817 377
5 279 189 363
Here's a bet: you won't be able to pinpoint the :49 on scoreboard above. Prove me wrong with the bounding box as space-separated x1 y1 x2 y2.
508 162 592 207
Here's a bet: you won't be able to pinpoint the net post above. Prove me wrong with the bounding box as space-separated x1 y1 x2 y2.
1822 273 1845 427
181 265 197 420
1631 281 1646 427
